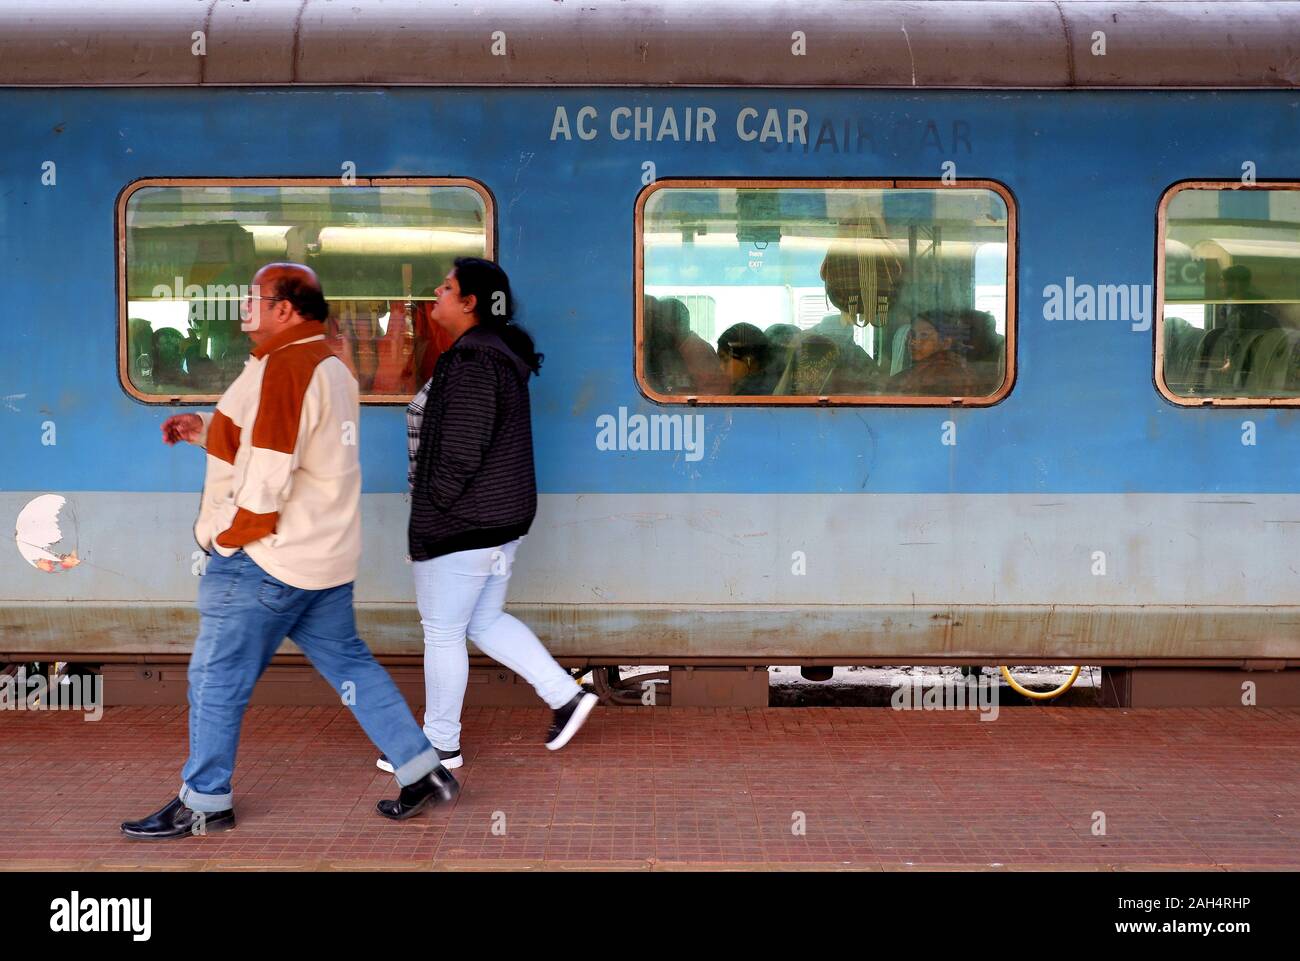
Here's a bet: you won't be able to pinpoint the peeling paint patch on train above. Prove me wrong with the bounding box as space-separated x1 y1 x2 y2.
15 493 80 573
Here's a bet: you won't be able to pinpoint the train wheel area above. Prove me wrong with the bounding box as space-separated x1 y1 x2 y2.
15 660 1299 710
769 665 1102 707
1 699 1297 872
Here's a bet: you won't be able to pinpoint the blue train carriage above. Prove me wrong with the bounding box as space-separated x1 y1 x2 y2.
1 0 1299 707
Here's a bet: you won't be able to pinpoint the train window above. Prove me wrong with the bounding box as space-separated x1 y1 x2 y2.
118 178 492 403
636 179 1015 405
1158 182 1300 406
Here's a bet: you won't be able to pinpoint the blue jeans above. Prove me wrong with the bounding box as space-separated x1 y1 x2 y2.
179 549 439 812
414 538 578 751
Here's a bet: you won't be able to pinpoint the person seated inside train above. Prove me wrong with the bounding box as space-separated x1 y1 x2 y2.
643 295 729 395
765 323 800 346
180 324 203 370
1182 268 1287 391
404 286 455 388
773 333 845 395
209 318 254 386
368 290 458 394
1215 265 1282 332
151 327 187 389
643 295 691 394
888 312 981 396
326 303 382 391
370 298 415 394
325 309 362 382
763 322 799 378
661 297 729 394
955 308 1005 393
177 324 227 392
716 323 782 395
127 317 155 386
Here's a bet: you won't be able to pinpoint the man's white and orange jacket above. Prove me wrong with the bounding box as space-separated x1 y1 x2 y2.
191 320 362 590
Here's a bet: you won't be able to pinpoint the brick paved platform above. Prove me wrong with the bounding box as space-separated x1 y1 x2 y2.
1 705 1297 871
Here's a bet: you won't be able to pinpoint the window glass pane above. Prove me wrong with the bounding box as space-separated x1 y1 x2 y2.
1162 186 1300 400
123 182 489 399
640 184 1011 402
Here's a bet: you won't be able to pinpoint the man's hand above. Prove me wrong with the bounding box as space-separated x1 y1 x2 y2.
161 413 204 446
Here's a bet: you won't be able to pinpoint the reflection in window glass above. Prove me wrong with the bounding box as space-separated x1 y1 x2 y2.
1162 186 1300 400
640 184 1011 401
122 182 489 399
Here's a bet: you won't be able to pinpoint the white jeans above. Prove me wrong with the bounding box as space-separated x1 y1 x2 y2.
413 537 578 751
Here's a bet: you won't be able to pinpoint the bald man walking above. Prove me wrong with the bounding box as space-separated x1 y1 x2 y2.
122 264 458 840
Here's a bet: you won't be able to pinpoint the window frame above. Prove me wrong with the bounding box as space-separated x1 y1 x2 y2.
633 177 1018 407
115 175 496 405
1155 179 1300 408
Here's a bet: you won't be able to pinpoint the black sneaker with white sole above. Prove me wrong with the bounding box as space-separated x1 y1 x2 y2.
545 685 599 751
376 746 462 774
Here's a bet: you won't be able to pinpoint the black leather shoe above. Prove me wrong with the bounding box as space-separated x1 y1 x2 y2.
375 765 459 820
121 797 235 840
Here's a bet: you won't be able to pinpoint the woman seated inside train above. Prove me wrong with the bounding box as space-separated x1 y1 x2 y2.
643 295 692 394
151 327 187 389
888 312 981 397
660 297 729 394
716 322 782 395
643 295 729 395
773 333 842 395
956 308 1005 394
763 322 800 381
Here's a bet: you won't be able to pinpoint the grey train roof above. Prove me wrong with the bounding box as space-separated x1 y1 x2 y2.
0 0 1297 89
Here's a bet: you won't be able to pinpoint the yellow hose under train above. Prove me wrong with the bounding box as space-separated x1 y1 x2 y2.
999 665 1082 701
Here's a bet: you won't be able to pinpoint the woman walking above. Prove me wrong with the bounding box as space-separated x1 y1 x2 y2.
377 258 597 775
